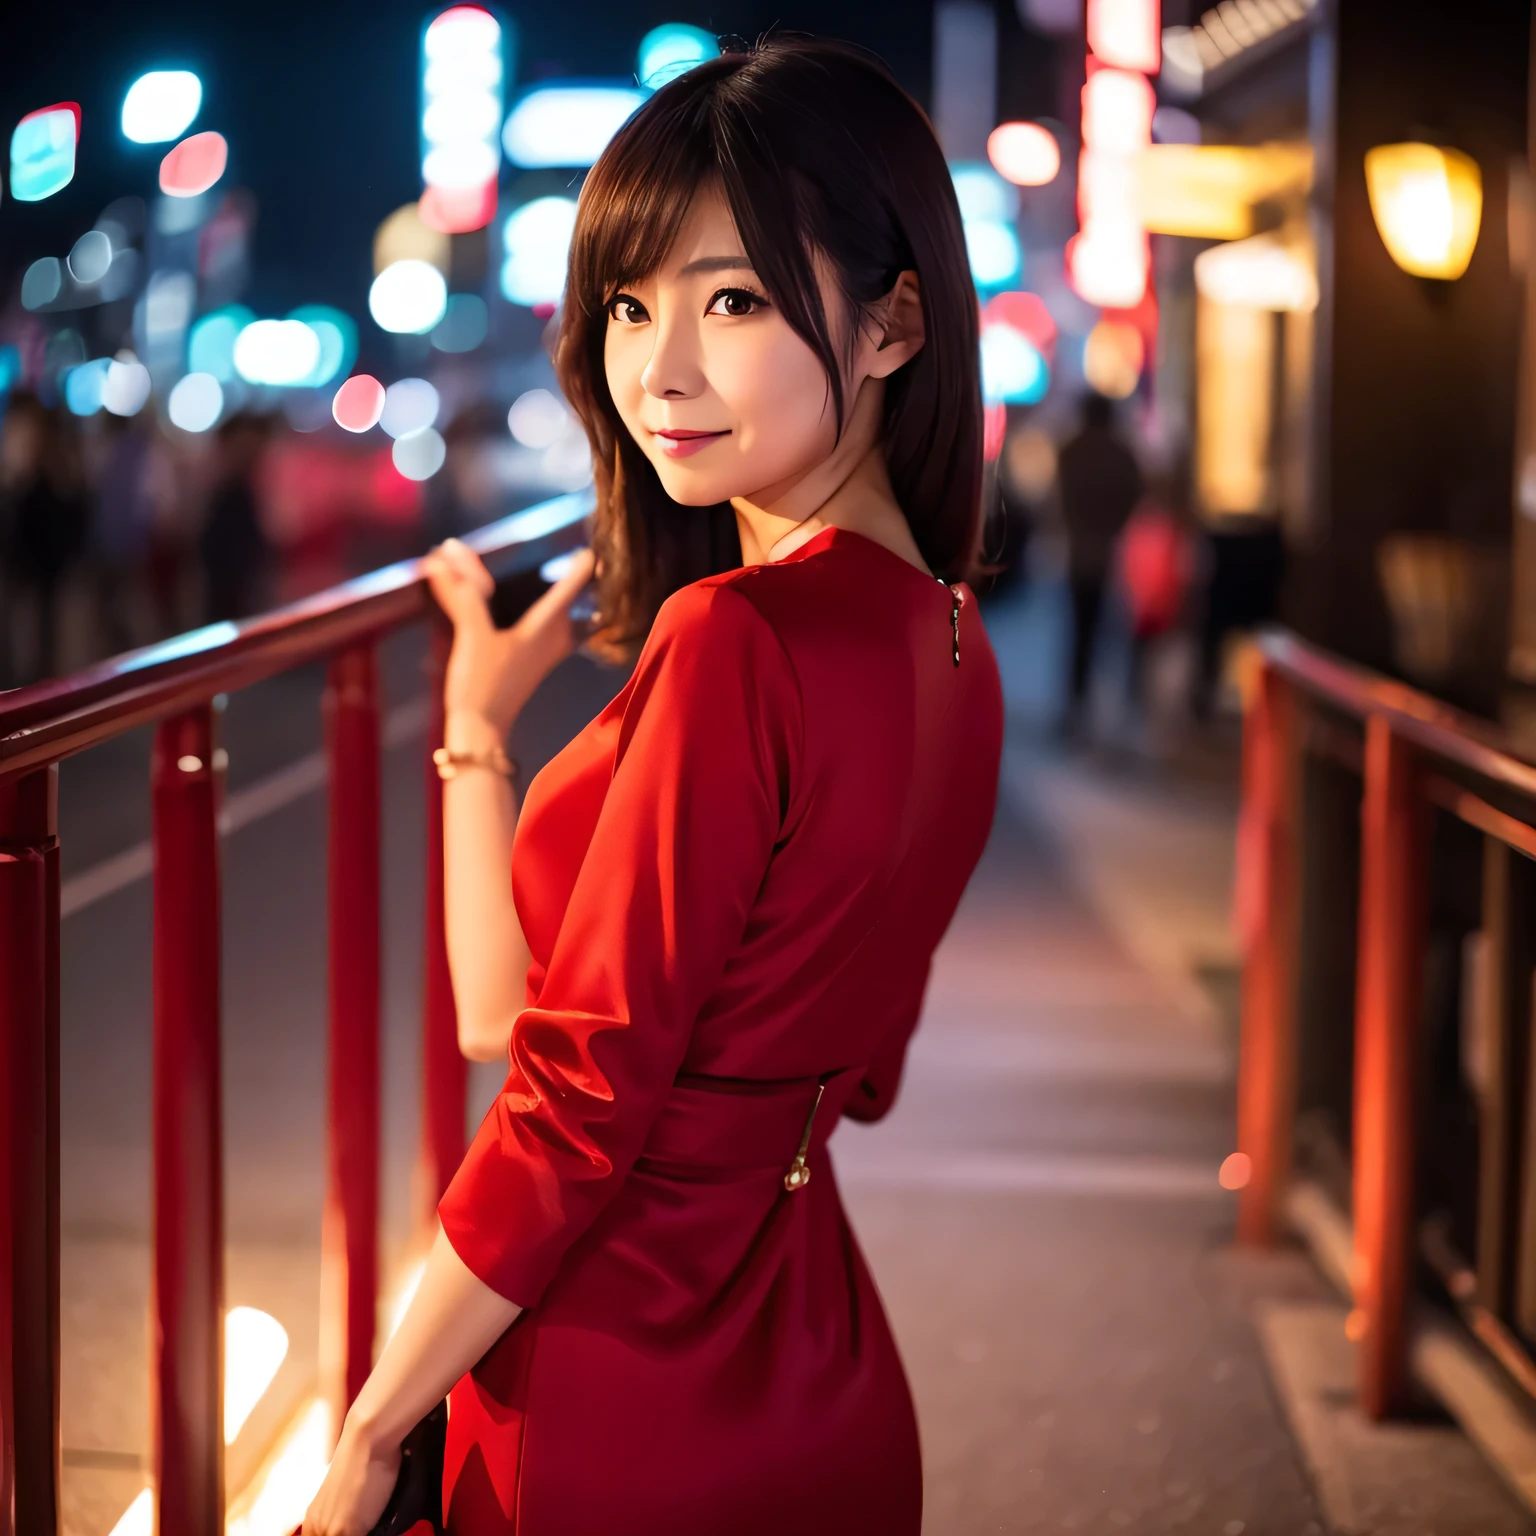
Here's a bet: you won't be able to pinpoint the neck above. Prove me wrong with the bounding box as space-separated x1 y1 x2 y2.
729 382 929 574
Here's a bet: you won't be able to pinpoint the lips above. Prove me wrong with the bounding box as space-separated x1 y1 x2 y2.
654 427 729 460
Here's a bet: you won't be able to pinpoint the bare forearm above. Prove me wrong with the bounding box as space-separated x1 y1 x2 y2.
347 1226 521 1448
442 710 532 1060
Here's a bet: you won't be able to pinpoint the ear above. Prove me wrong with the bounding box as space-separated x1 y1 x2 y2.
861 270 926 381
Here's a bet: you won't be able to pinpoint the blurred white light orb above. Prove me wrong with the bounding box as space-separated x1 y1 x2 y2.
380 377 441 439
68 230 113 284
986 122 1061 187
122 70 203 144
369 260 448 335
393 426 447 481
502 86 646 169
168 372 224 432
951 162 1020 223
964 219 1024 289
500 197 578 308
638 23 719 88
507 388 568 448
233 319 322 386
102 356 153 416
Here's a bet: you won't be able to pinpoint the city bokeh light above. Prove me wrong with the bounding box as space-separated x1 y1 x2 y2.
287 305 357 388
1087 0 1161 72
188 305 255 380
393 425 447 480
101 355 152 415
501 85 645 168
10 103 80 202
980 323 1049 404
380 377 441 440
1082 319 1144 397
431 292 489 352
987 121 1062 187
332 373 387 432
500 196 578 307
507 387 569 448
64 358 111 416
67 230 114 284
369 259 449 334
167 371 224 432
420 5 504 233
637 23 719 87
121 70 202 143
159 130 228 197
22 257 64 311
232 319 321 386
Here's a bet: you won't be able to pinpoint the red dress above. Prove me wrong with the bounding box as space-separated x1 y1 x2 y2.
438 526 1003 1535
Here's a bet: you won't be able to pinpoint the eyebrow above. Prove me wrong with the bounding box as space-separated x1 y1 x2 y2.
677 255 758 276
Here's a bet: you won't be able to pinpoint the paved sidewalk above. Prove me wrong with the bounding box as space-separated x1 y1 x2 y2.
837 734 1335 1534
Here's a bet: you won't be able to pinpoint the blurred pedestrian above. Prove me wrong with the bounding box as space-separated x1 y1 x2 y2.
200 413 270 622
0 393 89 680
1055 392 1142 733
89 412 155 656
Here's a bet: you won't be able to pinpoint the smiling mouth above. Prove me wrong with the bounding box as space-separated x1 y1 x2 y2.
654 428 730 459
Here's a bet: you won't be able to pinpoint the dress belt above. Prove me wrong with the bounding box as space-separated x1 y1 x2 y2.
636 1064 866 1193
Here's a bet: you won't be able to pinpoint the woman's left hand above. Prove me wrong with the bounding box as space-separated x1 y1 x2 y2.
300 1418 400 1536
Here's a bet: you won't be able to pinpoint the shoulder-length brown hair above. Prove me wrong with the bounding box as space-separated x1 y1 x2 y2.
556 34 983 654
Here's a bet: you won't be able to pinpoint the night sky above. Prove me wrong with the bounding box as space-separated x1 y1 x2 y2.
0 0 950 332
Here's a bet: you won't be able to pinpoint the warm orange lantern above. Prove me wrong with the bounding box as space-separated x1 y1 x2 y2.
1364 142 1482 280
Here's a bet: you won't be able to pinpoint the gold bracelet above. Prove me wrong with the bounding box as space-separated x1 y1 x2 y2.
432 744 516 781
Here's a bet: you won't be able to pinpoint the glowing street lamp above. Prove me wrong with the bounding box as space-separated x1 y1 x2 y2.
1365 142 1482 281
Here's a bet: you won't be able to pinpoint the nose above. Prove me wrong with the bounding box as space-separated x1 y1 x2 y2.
640 310 706 402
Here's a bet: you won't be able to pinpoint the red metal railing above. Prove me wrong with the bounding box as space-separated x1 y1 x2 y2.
0 492 587 1536
1236 628 1536 1420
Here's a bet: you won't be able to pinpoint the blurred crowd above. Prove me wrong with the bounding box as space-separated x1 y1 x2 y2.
989 391 1283 746
0 397 517 689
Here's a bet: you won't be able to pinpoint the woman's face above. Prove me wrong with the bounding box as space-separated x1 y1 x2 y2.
602 185 851 509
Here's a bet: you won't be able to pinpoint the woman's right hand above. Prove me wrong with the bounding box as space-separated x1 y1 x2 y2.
423 539 597 737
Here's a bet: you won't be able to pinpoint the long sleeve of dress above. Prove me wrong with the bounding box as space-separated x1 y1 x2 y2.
438 582 803 1307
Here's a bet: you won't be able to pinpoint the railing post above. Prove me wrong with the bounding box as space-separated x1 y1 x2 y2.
321 643 381 1428
151 706 224 1536
1235 657 1300 1245
420 625 465 1219
0 768 60 1536
1353 713 1428 1419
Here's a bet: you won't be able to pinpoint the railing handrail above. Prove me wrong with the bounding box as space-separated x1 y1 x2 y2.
0 490 592 781
1260 628 1536 802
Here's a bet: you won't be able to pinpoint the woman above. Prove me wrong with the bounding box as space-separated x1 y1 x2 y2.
305 36 1003 1536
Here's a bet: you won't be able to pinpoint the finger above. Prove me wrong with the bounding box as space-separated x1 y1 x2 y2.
423 554 492 632
439 537 496 599
536 547 597 618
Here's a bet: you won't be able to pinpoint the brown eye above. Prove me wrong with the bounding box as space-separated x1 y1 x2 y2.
607 294 649 324
706 288 766 318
